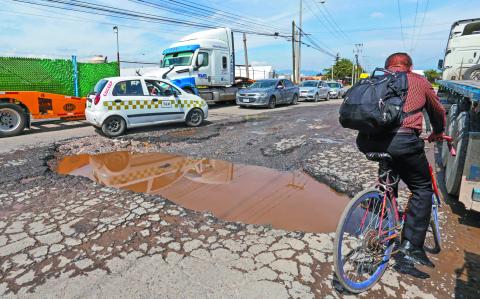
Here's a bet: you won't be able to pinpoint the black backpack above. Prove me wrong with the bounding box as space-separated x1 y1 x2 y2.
339 68 410 134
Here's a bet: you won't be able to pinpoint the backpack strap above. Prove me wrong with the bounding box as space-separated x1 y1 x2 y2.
403 108 423 117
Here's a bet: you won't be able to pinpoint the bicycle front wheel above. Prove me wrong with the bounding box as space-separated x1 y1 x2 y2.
334 188 396 293
424 194 442 254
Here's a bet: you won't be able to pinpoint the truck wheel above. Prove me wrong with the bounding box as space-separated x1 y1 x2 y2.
462 65 480 80
442 104 459 167
268 96 276 109
101 115 126 138
445 112 470 196
186 108 204 127
0 103 27 137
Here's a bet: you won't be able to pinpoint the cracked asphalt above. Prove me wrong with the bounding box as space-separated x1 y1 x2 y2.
1 101 479 298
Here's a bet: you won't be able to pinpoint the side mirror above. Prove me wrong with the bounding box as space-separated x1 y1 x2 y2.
438 59 444 70
277 85 284 89
196 54 204 67
160 59 163 66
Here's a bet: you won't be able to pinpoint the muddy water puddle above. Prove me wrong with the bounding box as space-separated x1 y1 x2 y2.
56 151 348 232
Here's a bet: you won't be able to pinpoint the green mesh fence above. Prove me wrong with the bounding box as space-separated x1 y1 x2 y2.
0 57 119 97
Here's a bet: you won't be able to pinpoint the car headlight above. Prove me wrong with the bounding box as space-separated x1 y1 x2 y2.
308 90 315 94
256 93 267 97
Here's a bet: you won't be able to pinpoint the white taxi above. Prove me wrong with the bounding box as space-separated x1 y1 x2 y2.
85 76 208 137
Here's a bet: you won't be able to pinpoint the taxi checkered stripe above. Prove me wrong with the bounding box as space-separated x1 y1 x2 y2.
103 99 202 111
109 158 201 185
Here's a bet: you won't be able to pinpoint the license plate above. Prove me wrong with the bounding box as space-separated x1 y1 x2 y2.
243 98 250 103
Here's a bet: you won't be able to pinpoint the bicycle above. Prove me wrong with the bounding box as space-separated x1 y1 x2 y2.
333 135 455 293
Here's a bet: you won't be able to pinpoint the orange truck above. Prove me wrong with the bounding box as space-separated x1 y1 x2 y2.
0 91 86 137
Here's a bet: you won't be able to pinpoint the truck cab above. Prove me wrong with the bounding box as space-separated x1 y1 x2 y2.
439 18 480 80
146 28 237 103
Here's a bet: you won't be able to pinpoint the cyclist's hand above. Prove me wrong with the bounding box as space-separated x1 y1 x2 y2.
427 132 444 143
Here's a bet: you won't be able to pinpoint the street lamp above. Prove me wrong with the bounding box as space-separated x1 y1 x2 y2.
113 26 120 68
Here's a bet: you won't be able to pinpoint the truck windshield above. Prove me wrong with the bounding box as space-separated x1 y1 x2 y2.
250 80 277 88
327 83 341 88
300 81 318 87
162 51 194 67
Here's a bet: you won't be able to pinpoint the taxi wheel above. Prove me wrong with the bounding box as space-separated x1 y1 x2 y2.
186 108 204 127
101 116 126 137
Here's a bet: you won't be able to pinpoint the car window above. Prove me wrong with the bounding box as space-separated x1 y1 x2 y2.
222 56 227 69
145 80 180 96
112 80 144 96
93 79 108 94
277 80 285 88
249 80 276 88
285 80 294 87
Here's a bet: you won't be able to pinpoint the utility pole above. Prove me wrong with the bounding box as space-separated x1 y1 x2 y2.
296 0 303 83
243 33 249 79
292 21 297 83
332 52 339 80
113 26 120 70
352 43 363 84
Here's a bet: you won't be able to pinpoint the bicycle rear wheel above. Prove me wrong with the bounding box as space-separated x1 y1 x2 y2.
424 194 442 254
334 188 396 293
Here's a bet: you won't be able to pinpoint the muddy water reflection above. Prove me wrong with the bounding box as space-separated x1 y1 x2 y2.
57 152 348 232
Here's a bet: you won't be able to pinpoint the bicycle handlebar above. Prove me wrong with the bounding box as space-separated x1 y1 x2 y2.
422 135 456 156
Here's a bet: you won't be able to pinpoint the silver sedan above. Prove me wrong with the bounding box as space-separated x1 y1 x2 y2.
236 79 299 109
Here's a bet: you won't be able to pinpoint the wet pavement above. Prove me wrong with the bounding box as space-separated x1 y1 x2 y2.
1 101 480 298
57 152 348 232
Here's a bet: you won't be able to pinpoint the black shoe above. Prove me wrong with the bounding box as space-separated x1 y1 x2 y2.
399 240 435 268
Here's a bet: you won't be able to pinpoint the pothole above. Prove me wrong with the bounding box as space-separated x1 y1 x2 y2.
56 151 349 232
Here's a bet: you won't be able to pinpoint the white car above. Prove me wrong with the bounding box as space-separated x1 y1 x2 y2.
85 76 208 137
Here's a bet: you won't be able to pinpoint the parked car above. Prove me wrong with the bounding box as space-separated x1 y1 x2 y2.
325 81 346 99
86 76 208 137
236 79 299 108
298 80 329 102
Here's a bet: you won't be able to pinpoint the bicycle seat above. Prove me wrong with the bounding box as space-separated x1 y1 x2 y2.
366 152 393 163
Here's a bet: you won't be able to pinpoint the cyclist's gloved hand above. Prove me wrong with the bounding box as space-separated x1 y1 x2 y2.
427 132 444 143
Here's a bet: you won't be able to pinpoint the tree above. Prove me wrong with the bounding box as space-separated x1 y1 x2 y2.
424 69 441 83
323 58 363 82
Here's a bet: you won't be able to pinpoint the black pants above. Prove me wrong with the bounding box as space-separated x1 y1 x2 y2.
356 132 433 247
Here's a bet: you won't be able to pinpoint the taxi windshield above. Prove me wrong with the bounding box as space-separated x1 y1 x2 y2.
162 51 194 67
300 81 318 87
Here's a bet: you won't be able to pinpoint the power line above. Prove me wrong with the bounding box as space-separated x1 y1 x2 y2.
11 0 290 38
130 0 289 36
305 0 346 43
315 0 352 43
396 0 407 51
412 0 431 51
410 0 420 52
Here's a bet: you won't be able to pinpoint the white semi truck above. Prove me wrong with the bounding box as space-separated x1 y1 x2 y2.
146 28 273 104
437 18 480 211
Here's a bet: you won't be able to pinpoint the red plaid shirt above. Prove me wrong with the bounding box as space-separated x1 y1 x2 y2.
389 67 446 133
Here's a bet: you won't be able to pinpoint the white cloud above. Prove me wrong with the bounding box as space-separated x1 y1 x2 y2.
370 12 384 19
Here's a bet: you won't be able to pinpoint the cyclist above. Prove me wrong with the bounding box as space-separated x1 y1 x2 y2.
355 53 446 268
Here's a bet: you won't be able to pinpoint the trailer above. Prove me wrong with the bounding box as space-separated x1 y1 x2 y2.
0 91 86 137
437 80 480 211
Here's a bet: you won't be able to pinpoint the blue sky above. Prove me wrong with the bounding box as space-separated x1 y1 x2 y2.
1 0 480 73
